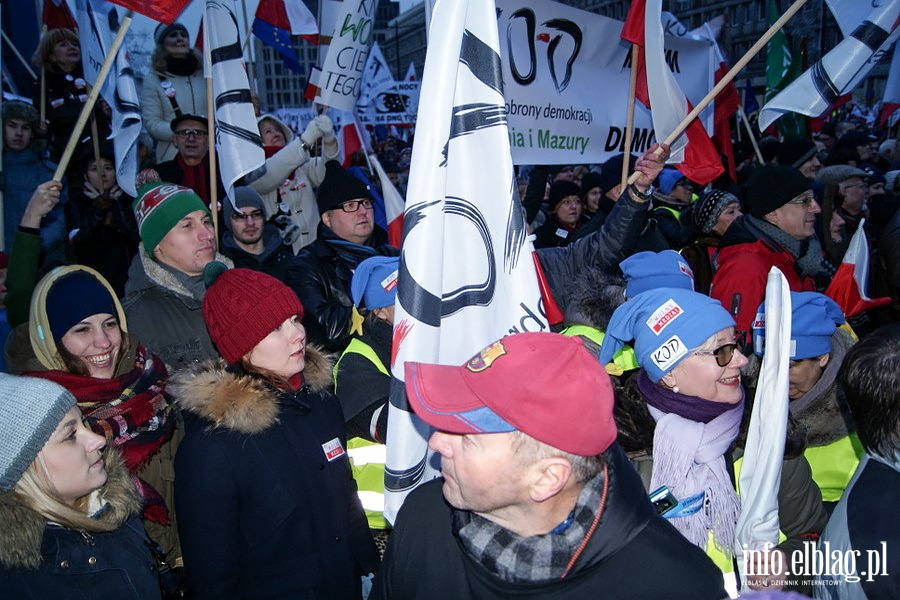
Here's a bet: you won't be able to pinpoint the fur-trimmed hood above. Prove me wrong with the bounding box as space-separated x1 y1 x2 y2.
0 451 141 570
168 345 334 434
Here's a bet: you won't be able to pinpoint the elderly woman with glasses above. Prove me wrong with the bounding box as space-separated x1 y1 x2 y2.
600 288 827 593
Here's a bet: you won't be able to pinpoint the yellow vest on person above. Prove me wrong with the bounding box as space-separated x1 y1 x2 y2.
560 324 639 376
333 338 390 530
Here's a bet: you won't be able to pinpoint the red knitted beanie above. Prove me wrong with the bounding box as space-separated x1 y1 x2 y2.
202 268 304 364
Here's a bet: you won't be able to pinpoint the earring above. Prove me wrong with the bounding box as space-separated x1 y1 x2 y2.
672 386 680 394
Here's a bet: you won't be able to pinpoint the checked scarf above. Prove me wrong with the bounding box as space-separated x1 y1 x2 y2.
29 345 176 524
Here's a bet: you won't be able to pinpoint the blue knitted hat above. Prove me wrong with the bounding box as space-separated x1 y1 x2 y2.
658 168 686 195
45 271 117 342
351 256 399 309
599 288 735 382
620 250 694 298
753 292 845 359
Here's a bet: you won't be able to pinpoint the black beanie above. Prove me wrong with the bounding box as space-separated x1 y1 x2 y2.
776 137 817 170
549 180 582 211
745 164 811 218
580 171 603 196
316 160 371 214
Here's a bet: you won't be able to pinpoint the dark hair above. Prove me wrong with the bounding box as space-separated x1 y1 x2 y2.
838 323 900 458
57 331 130 377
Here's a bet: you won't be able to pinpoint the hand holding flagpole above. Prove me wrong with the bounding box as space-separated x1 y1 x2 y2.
53 12 133 182
626 0 808 185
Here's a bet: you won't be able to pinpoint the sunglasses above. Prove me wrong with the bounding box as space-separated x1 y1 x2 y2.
175 129 208 139
693 342 738 367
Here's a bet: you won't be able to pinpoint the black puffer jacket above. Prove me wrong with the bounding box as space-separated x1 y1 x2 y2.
285 223 399 352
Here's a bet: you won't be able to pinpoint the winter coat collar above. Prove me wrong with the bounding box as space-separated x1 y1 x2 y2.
124 245 233 305
0 452 141 569
168 345 333 434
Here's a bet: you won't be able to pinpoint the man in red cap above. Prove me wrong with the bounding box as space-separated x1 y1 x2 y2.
372 332 727 600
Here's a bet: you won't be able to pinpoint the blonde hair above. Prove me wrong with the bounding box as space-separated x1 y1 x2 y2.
12 451 117 533
31 28 79 69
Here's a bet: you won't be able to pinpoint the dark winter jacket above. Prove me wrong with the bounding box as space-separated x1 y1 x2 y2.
334 316 393 442
32 65 110 164
219 225 296 281
0 453 160 599
169 348 379 600
533 214 588 248
372 443 727 600
536 194 649 318
122 247 233 370
679 235 720 295
815 454 900 598
286 223 399 352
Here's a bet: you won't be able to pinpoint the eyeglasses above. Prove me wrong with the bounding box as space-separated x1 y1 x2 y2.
338 198 373 213
694 342 738 367
175 129 208 139
230 210 264 222
786 193 815 207
841 182 867 191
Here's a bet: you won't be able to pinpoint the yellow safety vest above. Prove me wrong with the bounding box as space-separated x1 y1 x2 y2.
560 324 639 376
334 338 390 530
803 433 864 503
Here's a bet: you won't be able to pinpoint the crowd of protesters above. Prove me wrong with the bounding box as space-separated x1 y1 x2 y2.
0 24 898 600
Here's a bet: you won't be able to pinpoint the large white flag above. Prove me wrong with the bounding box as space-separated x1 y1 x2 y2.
759 0 900 131
735 268 791 588
383 0 548 522
74 0 141 196
205 0 265 201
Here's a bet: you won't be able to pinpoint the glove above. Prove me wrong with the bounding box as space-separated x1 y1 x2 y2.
313 114 335 141
300 119 321 146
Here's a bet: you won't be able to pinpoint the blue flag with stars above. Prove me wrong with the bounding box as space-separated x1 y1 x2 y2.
252 18 303 73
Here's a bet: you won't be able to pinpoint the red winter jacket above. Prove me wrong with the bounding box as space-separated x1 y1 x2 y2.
711 234 815 347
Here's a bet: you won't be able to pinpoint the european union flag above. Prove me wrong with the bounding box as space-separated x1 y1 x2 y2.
252 18 303 73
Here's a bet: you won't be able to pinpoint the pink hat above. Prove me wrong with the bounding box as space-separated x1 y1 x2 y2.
405 333 616 456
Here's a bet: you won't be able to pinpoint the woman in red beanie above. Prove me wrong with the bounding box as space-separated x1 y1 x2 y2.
169 266 378 599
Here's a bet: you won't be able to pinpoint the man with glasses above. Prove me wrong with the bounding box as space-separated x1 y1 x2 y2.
219 186 296 280
711 163 829 349
286 161 399 352
154 114 223 209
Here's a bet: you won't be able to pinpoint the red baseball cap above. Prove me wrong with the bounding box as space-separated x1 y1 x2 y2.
404 332 616 456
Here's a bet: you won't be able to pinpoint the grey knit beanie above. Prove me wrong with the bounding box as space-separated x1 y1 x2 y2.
0 374 76 492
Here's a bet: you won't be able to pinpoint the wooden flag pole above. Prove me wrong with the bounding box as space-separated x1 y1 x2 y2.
40 25 47 124
53 13 132 182
626 0 808 185
239 0 257 92
203 14 220 240
620 44 639 190
0 29 38 80
739 104 765 164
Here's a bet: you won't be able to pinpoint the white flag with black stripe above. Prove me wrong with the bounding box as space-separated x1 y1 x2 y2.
75 0 141 197
205 0 264 200
759 0 900 131
383 0 547 522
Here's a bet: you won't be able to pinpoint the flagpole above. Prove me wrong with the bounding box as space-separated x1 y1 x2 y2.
626 0 808 185
40 25 47 125
53 12 132 182
739 105 765 164
620 44 639 190
203 16 220 241
239 0 257 93
0 29 38 80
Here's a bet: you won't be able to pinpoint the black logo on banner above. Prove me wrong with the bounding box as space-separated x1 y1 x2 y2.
504 9 582 93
